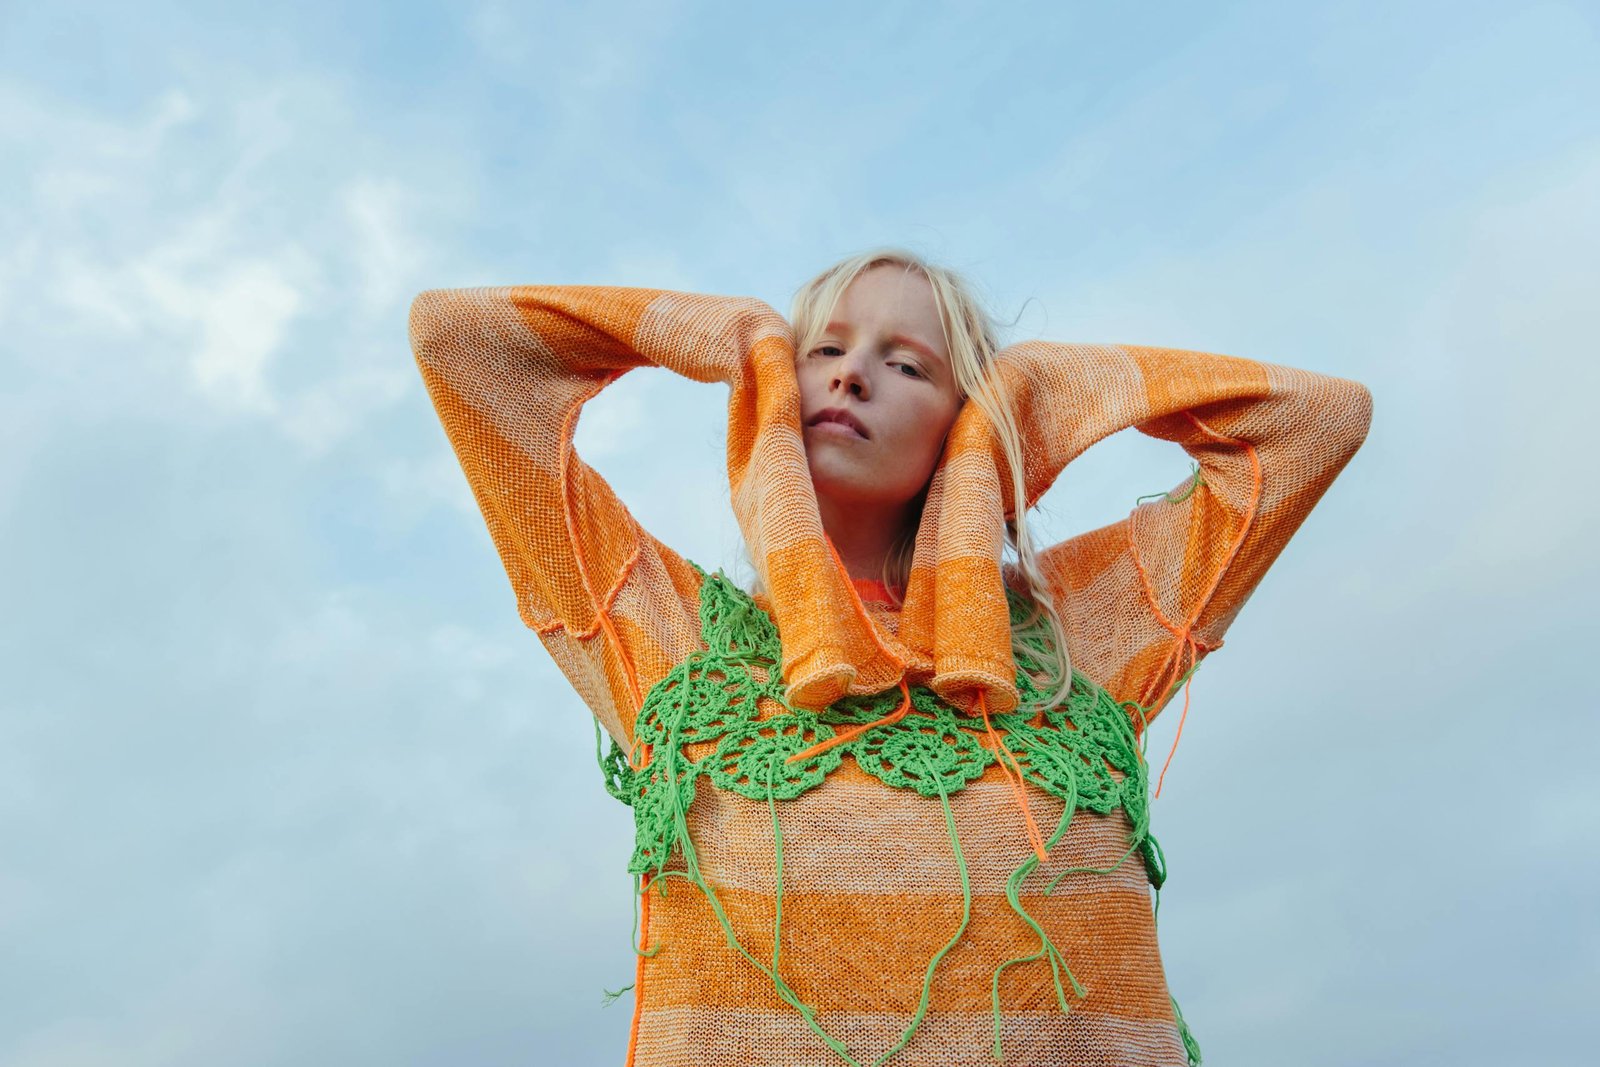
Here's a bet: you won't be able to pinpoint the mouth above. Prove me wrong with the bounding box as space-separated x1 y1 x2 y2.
805 407 870 440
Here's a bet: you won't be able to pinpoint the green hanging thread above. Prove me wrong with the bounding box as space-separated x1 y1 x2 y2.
1150 868 1202 1064
989 745 1084 1060
866 744 975 1067
1135 461 1206 506
1172 992 1203 1064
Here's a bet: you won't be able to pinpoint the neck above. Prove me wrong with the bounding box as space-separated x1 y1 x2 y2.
815 492 913 584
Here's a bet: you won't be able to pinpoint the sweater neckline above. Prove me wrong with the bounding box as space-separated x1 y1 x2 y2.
850 576 903 605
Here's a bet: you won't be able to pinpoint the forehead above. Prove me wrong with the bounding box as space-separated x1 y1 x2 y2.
830 265 948 357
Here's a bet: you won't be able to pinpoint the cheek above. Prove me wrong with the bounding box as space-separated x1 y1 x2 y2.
795 361 825 410
890 398 960 474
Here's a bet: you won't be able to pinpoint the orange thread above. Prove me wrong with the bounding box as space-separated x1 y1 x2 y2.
1126 411 1263 790
1153 637 1198 799
1177 413 1262 613
819 508 1045 859
558 370 647 761
624 874 653 1067
531 542 643 639
820 534 910 670
1126 520 1188 641
784 678 912 764
979 690 1049 863
776 534 925 766
596 610 644 711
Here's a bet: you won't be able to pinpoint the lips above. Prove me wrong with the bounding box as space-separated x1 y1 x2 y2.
806 407 870 439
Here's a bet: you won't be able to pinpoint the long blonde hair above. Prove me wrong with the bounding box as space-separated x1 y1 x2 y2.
787 248 1076 710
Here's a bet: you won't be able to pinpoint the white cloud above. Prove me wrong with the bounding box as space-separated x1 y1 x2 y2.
343 177 425 316
2 77 431 445
145 255 309 414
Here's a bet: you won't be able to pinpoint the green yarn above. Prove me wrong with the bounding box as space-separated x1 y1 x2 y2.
708 714 842 798
593 715 635 806
1136 460 1206 506
1172 992 1203 1064
989 747 1085 1059
848 699 992 797
604 563 1198 1063
871 744 974 1067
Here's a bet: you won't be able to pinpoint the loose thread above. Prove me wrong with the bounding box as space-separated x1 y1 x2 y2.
1172 993 1203 1065
990 744 1085 1060
869 747 974 1067
820 532 911 676
556 371 645 729
1148 868 1202 1064
648 677 866 1066
1123 417 1261 797
629 872 662 958
785 678 912 764
623 873 654 1067
1134 461 1205 506
1153 638 1202 799
979 691 1050 863
766 756 787 1011
643 704 982 1067
1042 692 1154 898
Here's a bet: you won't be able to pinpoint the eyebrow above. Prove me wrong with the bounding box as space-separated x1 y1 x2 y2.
888 333 941 363
823 321 944 365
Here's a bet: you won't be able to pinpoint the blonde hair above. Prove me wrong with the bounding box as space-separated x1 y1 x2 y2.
786 247 1076 711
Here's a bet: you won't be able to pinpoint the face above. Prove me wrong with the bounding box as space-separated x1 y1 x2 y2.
797 264 965 516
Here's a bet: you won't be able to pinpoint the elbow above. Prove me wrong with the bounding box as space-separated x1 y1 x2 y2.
1337 377 1375 458
1282 370 1374 474
407 289 454 367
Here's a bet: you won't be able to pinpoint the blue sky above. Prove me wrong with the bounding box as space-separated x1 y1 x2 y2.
2 2 1596 1064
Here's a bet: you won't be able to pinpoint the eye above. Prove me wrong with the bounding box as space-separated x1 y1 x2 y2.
892 361 924 378
811 344 843 358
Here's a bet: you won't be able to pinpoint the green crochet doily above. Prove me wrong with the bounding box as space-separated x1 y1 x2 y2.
599 564 1164 886
589 563 1199 1065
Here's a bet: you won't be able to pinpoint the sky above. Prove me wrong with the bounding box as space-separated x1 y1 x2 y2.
1 1 1597 1064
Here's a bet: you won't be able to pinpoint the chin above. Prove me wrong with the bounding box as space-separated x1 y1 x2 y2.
805 452 862 498
807 461 918 512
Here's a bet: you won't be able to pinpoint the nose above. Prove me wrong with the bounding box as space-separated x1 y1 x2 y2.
830 348 871 400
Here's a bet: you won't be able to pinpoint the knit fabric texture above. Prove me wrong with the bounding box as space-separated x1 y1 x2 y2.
408 284 1373 1066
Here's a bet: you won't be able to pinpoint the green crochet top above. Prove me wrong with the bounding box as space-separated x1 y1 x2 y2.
591 565 1200 1065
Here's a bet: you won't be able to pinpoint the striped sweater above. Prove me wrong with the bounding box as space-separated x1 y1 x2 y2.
408 284 1373 1066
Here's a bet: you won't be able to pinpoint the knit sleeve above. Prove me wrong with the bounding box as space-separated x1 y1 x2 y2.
407 285 789 742
995 341 1373 721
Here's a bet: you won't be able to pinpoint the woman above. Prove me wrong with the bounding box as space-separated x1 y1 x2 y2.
408 249 1373 1066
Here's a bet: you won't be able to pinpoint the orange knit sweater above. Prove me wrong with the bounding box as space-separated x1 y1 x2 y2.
409 284 1373 1066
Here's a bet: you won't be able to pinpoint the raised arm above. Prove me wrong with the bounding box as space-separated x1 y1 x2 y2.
407 285 790 743
996 342 1373 720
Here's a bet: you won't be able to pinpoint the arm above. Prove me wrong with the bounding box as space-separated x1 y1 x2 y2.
996 342 1373 719
407 285 790 744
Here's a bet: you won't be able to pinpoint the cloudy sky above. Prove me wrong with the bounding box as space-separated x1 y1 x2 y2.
2 1 1596 1064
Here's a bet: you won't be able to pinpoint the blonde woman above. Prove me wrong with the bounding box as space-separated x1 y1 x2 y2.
408 249 1372 1066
